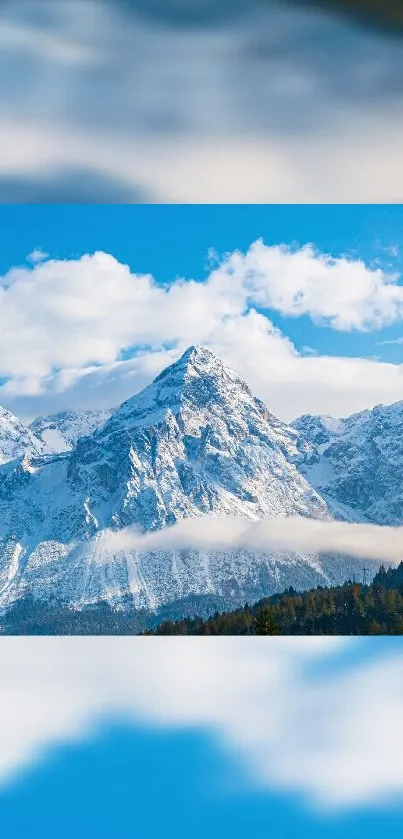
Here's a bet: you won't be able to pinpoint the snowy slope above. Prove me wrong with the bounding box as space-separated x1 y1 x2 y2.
0 348 387 615
0 407 43 464
66 344 330 530
30 409 111 453
293 401 403 524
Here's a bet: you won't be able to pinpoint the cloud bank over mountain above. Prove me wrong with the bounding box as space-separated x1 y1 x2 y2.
2 242 403 421
101 515 403 566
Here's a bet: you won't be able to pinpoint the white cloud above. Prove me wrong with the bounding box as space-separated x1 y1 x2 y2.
27 247 49 264
214 240 403 331
100 515 403 566
0 638 402 811
377 336 403 346
2 244 403 422
0 252 161 382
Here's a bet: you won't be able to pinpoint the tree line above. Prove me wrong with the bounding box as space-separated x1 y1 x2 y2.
1 562 402 635
147 562 403 635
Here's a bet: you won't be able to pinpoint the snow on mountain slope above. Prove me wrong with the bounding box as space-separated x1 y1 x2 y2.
0 346 357 615
30 409 112 453
67 344 331 530
0 407 43 464
292 401 403 525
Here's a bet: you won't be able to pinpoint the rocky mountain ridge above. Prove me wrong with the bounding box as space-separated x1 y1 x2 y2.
0 346 398 618
292 400 403 525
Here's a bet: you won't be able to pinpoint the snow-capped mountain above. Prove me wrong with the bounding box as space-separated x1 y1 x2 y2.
0 407 43 464
66 344 331 531
30 409 112 453
0 407 111 465
0 347 389 617
292 400 403 525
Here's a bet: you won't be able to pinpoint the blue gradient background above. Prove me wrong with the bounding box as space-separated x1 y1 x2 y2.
2 725 403 839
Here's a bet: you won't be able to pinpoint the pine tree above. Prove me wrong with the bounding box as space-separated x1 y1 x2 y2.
254 608 280 635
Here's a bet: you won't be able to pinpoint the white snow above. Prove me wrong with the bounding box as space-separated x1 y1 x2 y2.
0 346 396 617
29 409 111 453
293 399 403 525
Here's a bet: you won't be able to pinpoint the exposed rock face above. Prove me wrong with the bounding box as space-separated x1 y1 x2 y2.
293 401 403 525
29 409 111 453
0 407 43 464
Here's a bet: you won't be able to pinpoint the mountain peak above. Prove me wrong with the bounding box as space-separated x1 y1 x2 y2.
0 405 43 464
180 344 216 362
156 344 225 379
117 345 252 427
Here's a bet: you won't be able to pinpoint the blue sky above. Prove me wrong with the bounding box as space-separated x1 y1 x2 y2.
2 202 403 359
1 204 402 281
1 204 403 422
0 638 402 839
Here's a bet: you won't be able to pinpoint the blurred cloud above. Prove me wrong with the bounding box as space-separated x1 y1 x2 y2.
295 1 403 33
0 0 403 200
0 168 149 203
100 515 403 566
0 638 402 810
118 0 250 28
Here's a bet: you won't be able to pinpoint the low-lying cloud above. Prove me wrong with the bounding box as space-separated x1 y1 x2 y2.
101 515 402 566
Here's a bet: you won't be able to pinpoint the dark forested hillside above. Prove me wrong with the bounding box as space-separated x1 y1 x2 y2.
148 563 403 636
0 597 152 636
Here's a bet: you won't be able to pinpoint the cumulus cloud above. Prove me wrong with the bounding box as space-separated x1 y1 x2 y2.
214 240 403 331
2 243 403 421
0 637 402 811
100 515 402 566
0 252 161 383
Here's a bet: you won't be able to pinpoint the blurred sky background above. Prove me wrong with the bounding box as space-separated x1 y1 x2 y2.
0 638 402 838
1 0 403 201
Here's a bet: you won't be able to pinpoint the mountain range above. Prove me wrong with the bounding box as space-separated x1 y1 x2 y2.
0 346 400 621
